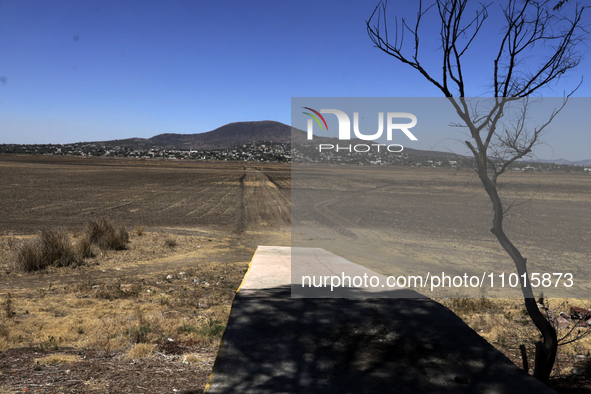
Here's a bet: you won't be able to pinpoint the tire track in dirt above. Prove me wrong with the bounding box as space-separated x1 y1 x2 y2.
234 166 247 234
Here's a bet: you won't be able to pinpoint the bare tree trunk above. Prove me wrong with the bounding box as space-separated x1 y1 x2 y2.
475 163 557 382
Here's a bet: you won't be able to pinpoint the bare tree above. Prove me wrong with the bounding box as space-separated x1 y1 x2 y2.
367 0 587 383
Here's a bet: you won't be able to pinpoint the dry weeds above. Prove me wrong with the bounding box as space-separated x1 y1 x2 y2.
439 297 591 377
124 343 156 360
35 353 82 365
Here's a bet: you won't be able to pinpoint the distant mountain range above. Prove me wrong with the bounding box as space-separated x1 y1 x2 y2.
92 121 293 150
87 120 587 164
93 120 466 159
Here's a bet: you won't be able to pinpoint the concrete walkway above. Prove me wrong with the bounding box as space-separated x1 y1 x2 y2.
205 246 556 393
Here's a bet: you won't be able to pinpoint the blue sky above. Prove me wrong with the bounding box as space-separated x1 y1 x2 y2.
0 1 589 160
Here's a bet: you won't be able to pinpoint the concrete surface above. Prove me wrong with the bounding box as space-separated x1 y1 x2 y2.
205 246 556 393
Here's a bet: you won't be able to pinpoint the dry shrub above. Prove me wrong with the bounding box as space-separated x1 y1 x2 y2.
135 224 144 236
87 218 129 251
124 343 156 360
78 235 94 258
0 323 9 343
36 354 81 365
3 293 15 319
181 353 208 364
165 237 177 248
15 229 80 272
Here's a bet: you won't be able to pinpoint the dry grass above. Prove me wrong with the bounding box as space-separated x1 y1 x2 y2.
439 297 591 375
15 228 81 272
181 353 208 365
165 237 177 248
0 229 247 356
77 234 94 258
124 343 156 360
87 218 129 251
135 224 144 236
35 353 82 365
11 219 130 272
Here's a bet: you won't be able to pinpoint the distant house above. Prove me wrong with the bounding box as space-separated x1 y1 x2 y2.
584 168 591 173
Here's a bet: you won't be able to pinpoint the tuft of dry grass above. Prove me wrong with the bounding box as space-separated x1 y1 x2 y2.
15 228 81 272
135 224 144 236
165 237 177 248
124 343 156 360
36 354 82 365
77 235 94 258
0 231 245 356
87 218 129 251
3 293 15 319
181 353 208 365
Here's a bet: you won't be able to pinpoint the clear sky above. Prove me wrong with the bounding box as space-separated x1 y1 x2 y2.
0 1 589 160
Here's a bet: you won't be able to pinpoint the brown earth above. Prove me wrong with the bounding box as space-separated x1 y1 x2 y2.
0 154 290 393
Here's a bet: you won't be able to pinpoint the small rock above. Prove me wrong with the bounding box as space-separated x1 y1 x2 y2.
559 312 570 319
92 285 100 289
193 278 201 284
557 317 570 328
168 288 174 292
166 275 173 280
179 272 186 275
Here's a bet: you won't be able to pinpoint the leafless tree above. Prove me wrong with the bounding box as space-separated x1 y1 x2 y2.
367 0 587 383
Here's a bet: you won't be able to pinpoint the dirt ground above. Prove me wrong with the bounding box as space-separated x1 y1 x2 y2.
1 154 591 393
0 155 290 393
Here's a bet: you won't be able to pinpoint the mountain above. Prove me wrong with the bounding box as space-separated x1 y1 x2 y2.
148 120 294 149
95 120 466 158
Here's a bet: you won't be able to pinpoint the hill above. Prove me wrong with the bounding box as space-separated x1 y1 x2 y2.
96 120 464 159
148 121 295 149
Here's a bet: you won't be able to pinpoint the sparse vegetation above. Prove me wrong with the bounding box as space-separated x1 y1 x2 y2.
177 319 225 339
165 236 177 248
15 228 81 272
87 218 129 251
124 343 156 360
35 353 81 365
78 234 94 258
135 224 144 236
181 353 207 365
0 156 289 392
3 293 15 319
12 219 130 272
